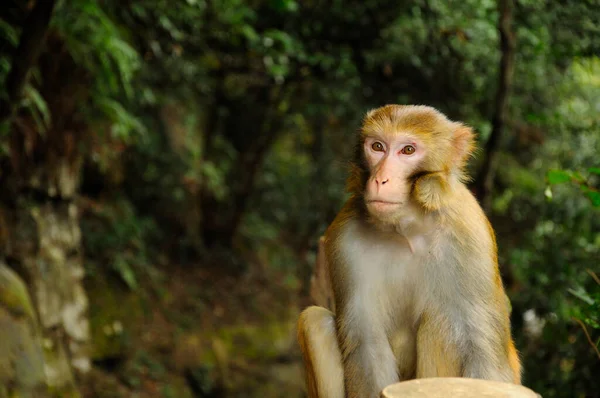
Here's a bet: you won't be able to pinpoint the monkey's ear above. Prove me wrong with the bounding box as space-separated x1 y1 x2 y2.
365 108 378 120
452 124 475 167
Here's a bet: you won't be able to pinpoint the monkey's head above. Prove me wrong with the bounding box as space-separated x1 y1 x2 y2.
348 104 475 225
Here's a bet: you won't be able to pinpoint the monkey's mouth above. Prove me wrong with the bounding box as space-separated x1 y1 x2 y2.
366 200 402 210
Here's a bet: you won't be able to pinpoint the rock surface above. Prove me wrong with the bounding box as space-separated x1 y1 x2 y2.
1 157 89 396
0 264 47 397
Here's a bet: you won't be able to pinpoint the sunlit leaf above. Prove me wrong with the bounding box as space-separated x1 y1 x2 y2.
568 286 595 305
547 169 572 185
113 256 138 291
0 19 19 46
22 85 51 132
584 190 600 207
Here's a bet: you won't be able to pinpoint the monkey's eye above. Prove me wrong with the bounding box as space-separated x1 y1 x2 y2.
401 145 416 155
371 142 385 152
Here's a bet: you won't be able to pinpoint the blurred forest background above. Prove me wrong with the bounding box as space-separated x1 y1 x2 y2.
0 0 598 397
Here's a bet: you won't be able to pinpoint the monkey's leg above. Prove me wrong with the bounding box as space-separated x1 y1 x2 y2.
415 313 462 378
297 306 344 398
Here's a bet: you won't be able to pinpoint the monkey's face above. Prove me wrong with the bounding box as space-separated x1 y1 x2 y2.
362 132 425 224
355 104 474 224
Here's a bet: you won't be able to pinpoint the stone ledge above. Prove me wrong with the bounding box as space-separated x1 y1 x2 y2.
381 377 539 398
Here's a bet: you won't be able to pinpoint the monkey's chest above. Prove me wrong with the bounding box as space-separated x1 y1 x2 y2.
338 219 425 321
346 235 420 320
350 240 420 376
338 224 423 376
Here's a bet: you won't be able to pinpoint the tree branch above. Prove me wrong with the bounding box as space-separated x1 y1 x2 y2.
474 0 516 212
572 317 600 360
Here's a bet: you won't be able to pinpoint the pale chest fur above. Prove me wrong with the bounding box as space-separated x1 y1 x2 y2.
333 207 498 373
333 216 481 375
335 217 441 320
335 220 430 345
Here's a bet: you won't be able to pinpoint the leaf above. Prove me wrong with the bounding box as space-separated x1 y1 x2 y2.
270 0 299 12
0 19 19 46
568 286 595 305
589 167 600 176
584 190 600 207
113 256 138 291
547 169 571 185
22 85 51 132
96 98 146 140
570 171 585 183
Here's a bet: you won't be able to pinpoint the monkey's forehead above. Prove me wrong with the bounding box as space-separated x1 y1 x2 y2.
361 105 453 138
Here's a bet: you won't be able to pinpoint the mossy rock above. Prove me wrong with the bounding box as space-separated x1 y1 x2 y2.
0 264 36 320
212 318 296 362
0 265 47 396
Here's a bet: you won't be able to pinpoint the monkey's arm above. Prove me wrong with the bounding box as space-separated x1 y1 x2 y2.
422 211 521 384
443 190 520 383
416 277 520 384
459 287 522 384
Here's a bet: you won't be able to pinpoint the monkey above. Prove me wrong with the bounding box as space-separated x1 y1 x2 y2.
297 105 521 398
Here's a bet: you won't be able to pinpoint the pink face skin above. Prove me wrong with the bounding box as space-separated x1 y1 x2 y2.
363 134 426 217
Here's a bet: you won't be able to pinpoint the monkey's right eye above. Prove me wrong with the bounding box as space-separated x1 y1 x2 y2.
371 142 385 152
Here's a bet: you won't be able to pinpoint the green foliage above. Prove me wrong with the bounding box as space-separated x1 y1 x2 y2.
21 85 51 133
0 19 19 88
53 0 139 95
571 270 600 331
241 114 348 269
546 168 600 207
371 0 500 118
52 0 145 140
81 198 162 290
547 169 573 185
0 17 52 137
495 53 600 395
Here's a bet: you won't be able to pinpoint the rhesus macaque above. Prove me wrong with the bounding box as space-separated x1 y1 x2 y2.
297 105 521 398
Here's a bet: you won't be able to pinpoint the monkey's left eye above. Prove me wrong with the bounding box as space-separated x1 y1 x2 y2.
371 142 385 152
401 145 416 155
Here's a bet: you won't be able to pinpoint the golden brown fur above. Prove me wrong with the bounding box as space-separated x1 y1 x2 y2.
298 105 521 398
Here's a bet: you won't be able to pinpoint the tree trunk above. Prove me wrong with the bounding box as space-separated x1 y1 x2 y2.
0 4 90 394
2 158 88 396
474 0 516 212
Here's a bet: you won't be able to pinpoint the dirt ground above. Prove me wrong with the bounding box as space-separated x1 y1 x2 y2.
79 259 309 398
